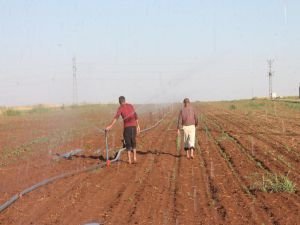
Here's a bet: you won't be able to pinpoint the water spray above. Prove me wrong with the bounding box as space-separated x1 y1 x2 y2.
0 116 166 214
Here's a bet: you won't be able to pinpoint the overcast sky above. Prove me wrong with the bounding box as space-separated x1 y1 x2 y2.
0 0 299 106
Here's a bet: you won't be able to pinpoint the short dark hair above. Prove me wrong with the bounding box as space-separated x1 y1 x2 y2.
183 98 190 104
119 96 125 104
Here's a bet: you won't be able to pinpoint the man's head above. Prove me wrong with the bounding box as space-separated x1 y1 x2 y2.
183 98 190 107
119 96 126 105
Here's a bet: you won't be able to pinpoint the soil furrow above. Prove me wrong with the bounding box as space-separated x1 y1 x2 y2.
198 120 276 225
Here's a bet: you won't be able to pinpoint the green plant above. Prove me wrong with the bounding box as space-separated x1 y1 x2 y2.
250 172 296 193
70 104 79 109
3 109 22 116
29 105 51 114
247 101 265 109
285 102 300 110
216 130 234 143
229 104 236 110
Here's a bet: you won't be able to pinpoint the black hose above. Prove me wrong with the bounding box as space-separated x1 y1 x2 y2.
0 163 104 213
0 117 165 213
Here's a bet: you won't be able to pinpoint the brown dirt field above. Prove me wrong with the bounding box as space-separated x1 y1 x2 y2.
0 101 299 225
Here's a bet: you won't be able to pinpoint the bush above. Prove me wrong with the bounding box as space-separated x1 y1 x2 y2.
248 101 265 108
229 104 236 110
28 105 51 114
3 109 22 116
250 172 296 193
285 102 300 110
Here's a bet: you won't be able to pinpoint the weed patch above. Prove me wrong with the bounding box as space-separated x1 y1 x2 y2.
247 101 265 109
229 104 236 110
285 102 300 111
28 105 51 114
3 109 22 116
249 172 296 193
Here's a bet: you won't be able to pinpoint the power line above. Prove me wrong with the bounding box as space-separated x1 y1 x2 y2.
72 56 78 104
267 59 274 99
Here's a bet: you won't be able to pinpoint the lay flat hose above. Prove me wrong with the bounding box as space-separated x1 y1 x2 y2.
0 163 105 213
0 195 19 213
0 117 165 213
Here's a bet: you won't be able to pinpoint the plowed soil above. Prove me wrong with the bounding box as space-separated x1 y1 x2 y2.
0 101 299 225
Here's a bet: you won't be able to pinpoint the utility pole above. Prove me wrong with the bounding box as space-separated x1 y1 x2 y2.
267 59 274 99
72 56 78 105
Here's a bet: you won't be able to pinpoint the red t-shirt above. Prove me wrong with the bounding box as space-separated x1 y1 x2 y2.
114 103 138 128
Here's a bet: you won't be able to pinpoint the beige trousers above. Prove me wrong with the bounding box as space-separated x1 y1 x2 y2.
182 125 196 149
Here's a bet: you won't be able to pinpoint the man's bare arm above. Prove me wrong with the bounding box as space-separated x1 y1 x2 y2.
105 118 117 131
136 119 141 134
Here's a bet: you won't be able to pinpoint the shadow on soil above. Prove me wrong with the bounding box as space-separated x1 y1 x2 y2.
71 149 182 163
73 154 106 161
137 150 182 158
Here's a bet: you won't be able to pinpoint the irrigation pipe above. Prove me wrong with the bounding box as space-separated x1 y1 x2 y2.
0 117 165 213
0 163 104 213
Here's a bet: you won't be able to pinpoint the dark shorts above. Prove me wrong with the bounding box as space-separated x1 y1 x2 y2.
184 147 195 151
123 126 137 151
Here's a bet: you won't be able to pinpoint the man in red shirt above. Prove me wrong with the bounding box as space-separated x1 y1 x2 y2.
105 96 140 164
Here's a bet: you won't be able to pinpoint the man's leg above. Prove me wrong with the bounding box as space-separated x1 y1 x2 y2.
127 150 132 164
183 126 190 159
124 127 133 164
186 149 190 159
132 126 137 163
133 149 137 163
189 125 196 159
190 147 194 159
